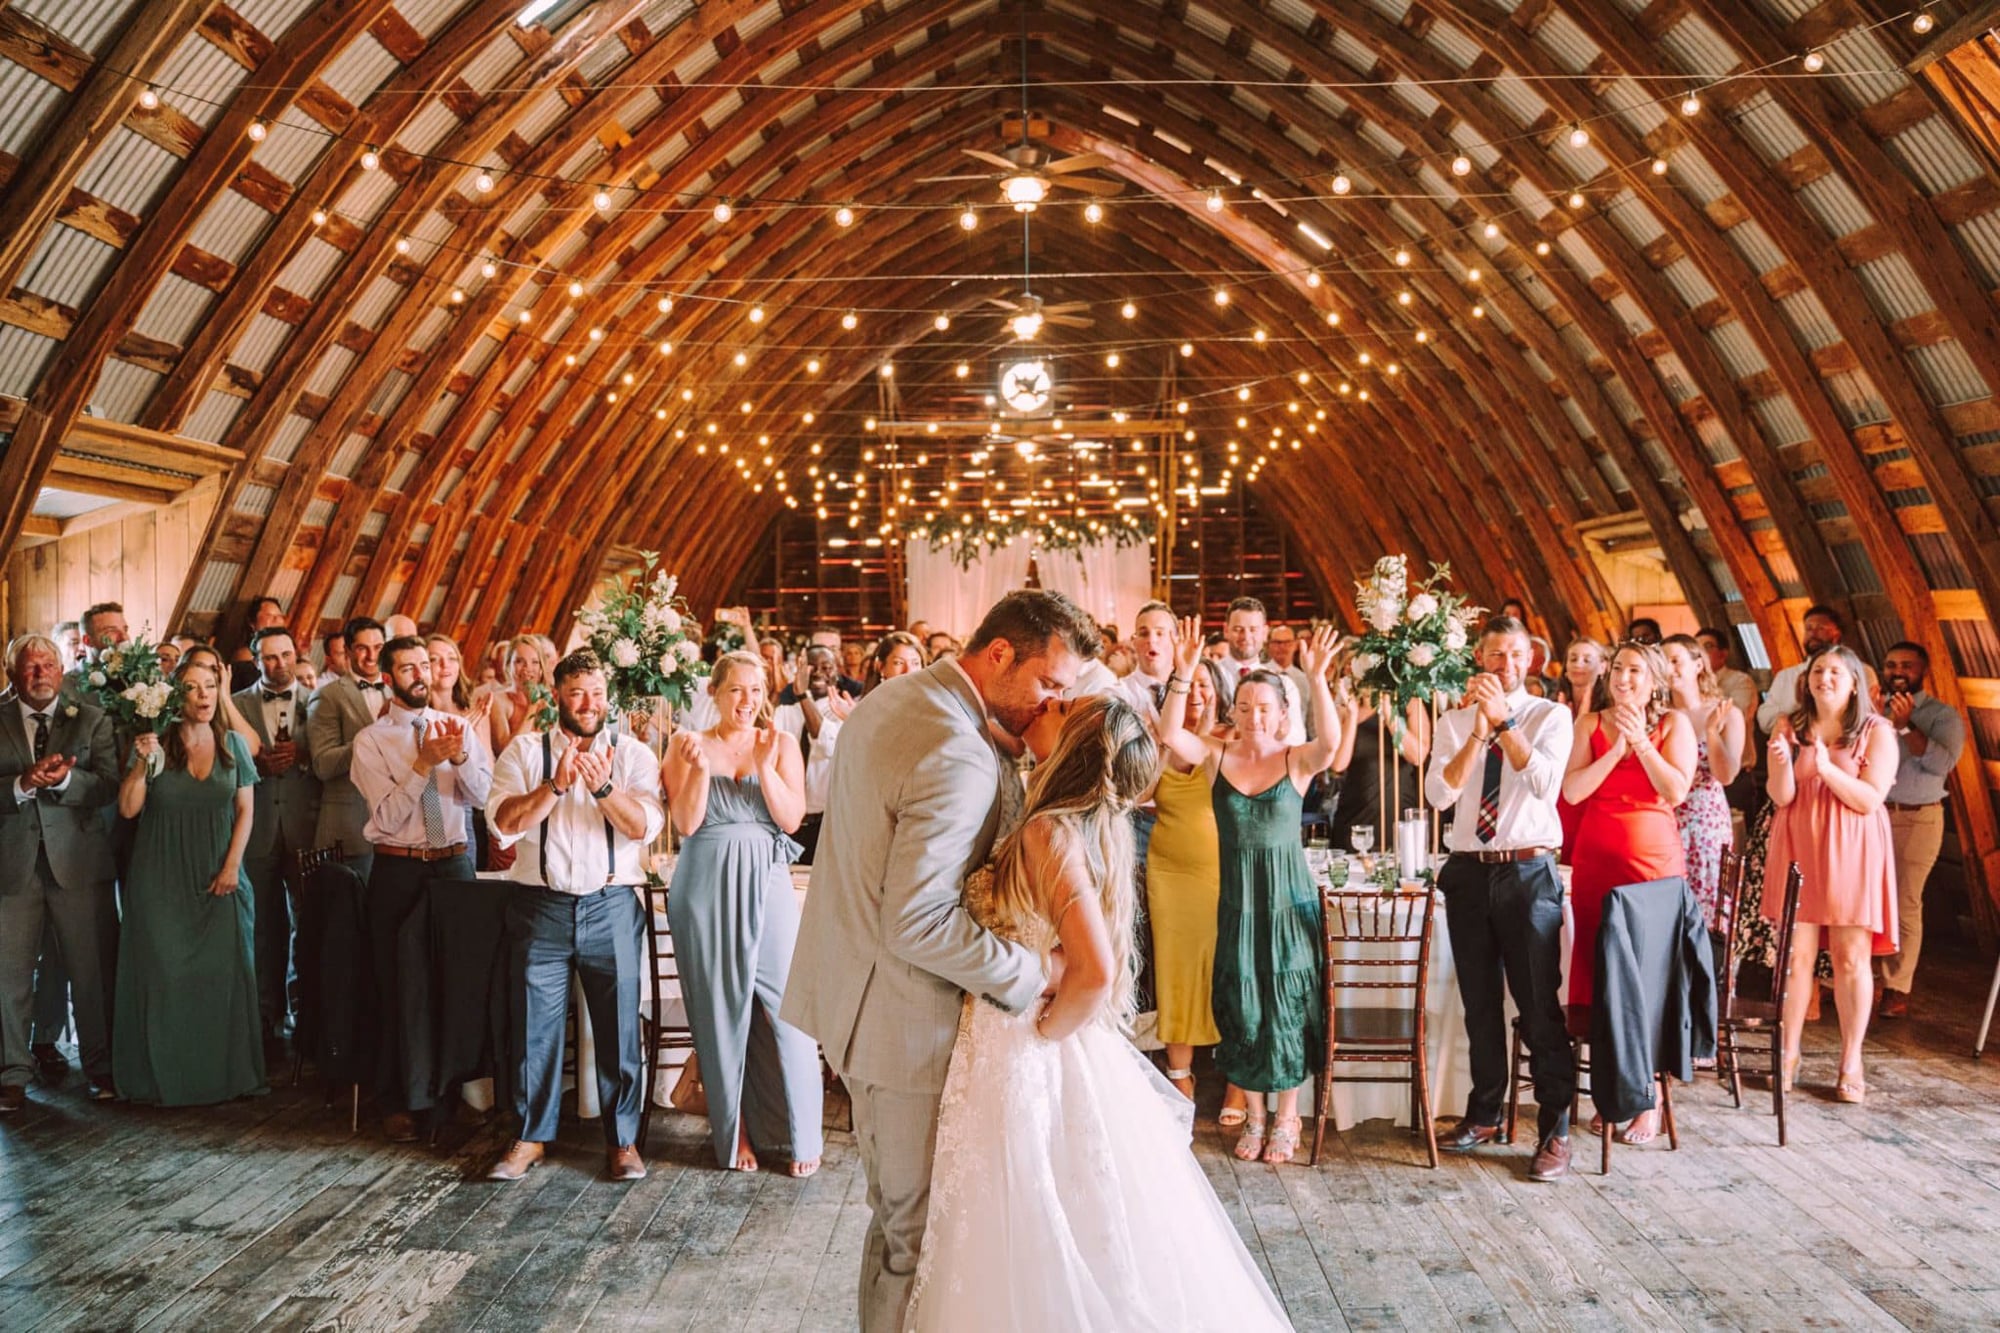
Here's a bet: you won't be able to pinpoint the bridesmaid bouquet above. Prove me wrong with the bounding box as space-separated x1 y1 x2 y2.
76 634 186 736
573 551 708 711
1346 556 1481 714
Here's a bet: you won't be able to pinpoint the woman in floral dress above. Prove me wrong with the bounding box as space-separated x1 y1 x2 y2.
1664 635 1744 923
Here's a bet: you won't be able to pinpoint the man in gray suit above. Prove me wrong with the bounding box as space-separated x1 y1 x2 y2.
236 626 321 1042
307 616 387 884
0 633 120 1109
783 590 1100 1333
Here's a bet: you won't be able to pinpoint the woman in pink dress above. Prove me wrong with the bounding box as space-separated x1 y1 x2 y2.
1765 645 1898 1105
1563 642 1696 1142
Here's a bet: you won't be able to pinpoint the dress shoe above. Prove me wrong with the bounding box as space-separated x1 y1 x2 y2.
607 1145 647 1181
1440 1120 1502 1153
86 1083 116 1102
31 1043 67 1084
1879 989 1909 1020
486 1140 545 1181
383 1111 420 1143
0 1084 25 1113
1528 1134 1571 1183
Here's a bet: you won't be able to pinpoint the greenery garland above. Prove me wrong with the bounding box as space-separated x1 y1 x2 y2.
898 508 1158 570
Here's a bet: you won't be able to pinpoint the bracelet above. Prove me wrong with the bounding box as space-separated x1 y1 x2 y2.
591 780 615 800
547 779 568 798
1166 682 1191 695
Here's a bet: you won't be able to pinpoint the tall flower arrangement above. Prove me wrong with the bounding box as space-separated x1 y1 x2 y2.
1347 556 1482 715
572 553 708 712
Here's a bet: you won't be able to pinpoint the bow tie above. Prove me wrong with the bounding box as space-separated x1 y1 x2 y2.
358 680 385 690
263 690 291 703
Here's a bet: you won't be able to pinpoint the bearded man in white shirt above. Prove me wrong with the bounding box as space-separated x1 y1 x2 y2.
1426 616 1577 1182
484 650 665 1182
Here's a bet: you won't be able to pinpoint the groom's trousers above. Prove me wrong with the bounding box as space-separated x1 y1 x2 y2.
846 1076 942 1333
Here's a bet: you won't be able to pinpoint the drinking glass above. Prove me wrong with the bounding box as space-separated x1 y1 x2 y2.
1304 838 1330 882
1349 824 1376 856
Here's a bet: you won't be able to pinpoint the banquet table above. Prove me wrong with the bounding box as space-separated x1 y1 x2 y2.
1311 863 1574 1132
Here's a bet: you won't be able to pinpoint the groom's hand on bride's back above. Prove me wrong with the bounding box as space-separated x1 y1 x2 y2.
1041 947 1066 999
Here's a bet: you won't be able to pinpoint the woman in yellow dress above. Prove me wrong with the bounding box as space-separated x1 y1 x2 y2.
1150 657 1227 1100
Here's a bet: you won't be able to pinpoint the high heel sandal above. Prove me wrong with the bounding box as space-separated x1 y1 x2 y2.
1262 1116 1302 1166
1782 1053 1800 1093
1834 1074 1866 1105
1217 1104 1248 1129
1164 1067 1196 1101
1233 1116 1268 1161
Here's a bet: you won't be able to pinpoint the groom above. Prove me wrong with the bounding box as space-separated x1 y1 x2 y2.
784 590 1099 1332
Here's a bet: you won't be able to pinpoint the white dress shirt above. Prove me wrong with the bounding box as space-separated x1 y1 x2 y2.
772 701 841 816
351 701 493 849
13 698 71 803
258 682 303 741
487 728 665 892
1426 688 1572 853
1757 658 1879 735
1115 670 1173 731
1071 658 1121 699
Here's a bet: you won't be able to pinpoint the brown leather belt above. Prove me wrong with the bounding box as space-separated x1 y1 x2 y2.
1452 846 1554 864
376 842 468 862
1885 801 1941 813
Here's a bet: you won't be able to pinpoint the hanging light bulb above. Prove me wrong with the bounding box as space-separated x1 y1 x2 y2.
1120 301 1137 319
449 288 464 303
1325 310 1341 326
1913 12 1935 34
657 295 673 313
1535 240 1551 255
1568 191 1586 210
834 204 855 227
1682 91 1702 116
933 313 951 331
1568 125 1590 148
475 172 494 193
1394 249 1411 266
310 208 328 227
587 326 604 341
137 87 160 110
1466 267 1482 282
956 362 971 377
479 260 497 279
841 310 858 331
1451 155 1472 177
593 189 612 211
360 147 381 171
246 119 268 142
958 203 978 230
1397 290 1413 305
1802 48 1825 72
1651 157 1670 176
1083 201 1104 225
659 341 673 355
1472 304 1486 318
733 351 748 367
748 305 765 324
1213 287 1231 306
1331 172 1352 195
568 280 585 298
1205 188 1225 213
806 358 821 374
1106 352 1121 368
1179 342 1195 357
1306 270 1322 288
712 198 734 223
394 237 410 255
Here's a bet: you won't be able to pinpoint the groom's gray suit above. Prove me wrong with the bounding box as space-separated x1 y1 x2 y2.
782 660 1044 1333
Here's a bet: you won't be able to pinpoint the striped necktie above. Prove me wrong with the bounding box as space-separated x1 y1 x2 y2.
414 718 447 846
1475 740 1503 844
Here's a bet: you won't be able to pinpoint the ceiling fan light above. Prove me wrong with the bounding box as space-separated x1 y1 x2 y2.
1002 174 1047 209
1011 311 1044 340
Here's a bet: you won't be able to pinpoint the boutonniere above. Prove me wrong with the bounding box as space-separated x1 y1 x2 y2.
62 704 78 719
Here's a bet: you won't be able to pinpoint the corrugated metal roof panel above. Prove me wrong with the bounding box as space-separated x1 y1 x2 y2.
1905 342 1992 405
19 226 116 307
236 484 277 518
181 392 242 445
512 89 569 148
263 414 310 465
1533 10 1603 73
1750 396 1812 448
187 189 275 265
1425 18 1481 68
643 0 697 32
0 63 65 157
1721 219 1786 274
400 101 461 156
421 394 459 436
1603 77 1668 136
88 359 159 422
32 488 121 520
1793 174 1874 239
229 313 292 375
458 35 518 95
0 327 58 397
321 34 401 106
1390 76 1442 121
1775 289 1842 350
578 28 633 84
1886 118 1985 196
1663 148 1727 208
1954 210 2000 288
252 105 331 182
184 561 244 616
335 167 399 225
329 436 370 479
1653 15 1740 81
1851 253 1933 322
400 0 471 38
1658 256 1718 308
1730 92 1812 164
1707 320 1768 378
1693 415 1739 465
1555 230 1608 279
1821 370 1888 427
133 274 216 346
75 128 178 215
1486 72 1549 127
1822 26 1910 108
276 235 345 298
302 498 335 528
360 508 390 540
13 0 136 55
306 347 357 398
155 33 251 130
228 0 321 40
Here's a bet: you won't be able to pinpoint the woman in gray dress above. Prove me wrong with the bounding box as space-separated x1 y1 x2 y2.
662 650 823 1175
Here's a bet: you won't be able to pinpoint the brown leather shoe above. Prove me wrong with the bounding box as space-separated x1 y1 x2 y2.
1440 1120 1502 1153
0 1084 25 1113
1879 989 1909 1020
383 1111 419 1143
606 1144 647 1181
486 1140 545 1181
1529 1134 1571 1183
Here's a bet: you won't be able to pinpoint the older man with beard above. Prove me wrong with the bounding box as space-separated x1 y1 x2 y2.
350 635 492 1142
484 651 664 1181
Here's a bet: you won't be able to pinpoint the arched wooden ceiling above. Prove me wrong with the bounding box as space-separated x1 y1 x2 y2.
9 1 2000 886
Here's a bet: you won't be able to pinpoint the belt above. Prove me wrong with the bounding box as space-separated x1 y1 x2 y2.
376 842 468 862
1885 801 1942 813
1451 846 1554 864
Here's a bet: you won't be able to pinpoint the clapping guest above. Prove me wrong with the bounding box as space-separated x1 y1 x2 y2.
350 636 491 1141
1158 618 1340 1166
483 635 554 753
425 634 500 839
113 659 266 1106
485 651 664 1183
235 627 320 1044
863 632 925 693
1876 642 1966 1019
1765 646 1898 1103
308 617 389 881
662 650 822 1176
772 646 851 864
1562 643 1694 1143
1554 635 1609 857
1663 635 1743 924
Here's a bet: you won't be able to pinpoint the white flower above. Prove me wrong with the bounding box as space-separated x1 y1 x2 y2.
1351 652 1380 677
1406 593 1438 622
1406 643 1437 668
609 638 641 669
658 651 680 678
673 639 701 665
63 705 77 718
1443 623 1467 652
660 607 680 634
1367 598 1400 633
88 670 107 687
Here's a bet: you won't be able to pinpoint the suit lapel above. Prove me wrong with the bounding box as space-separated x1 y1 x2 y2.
929 662 989 735
237 689 274 747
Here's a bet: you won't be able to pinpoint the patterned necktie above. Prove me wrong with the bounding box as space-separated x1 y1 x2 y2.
415 718 447 846
1475 739 1503 844
30 712 48 765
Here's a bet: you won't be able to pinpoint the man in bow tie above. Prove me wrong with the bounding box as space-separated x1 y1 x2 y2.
308 616 388 884
236 626 320 1045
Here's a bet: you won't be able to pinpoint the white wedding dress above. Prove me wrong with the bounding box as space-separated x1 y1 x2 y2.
907 873 1295 1332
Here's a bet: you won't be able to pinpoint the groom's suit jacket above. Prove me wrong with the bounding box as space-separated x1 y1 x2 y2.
782 661 1044 1094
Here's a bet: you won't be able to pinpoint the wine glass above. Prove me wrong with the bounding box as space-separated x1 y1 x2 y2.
1350 824 1376 856
1304 837 1330 882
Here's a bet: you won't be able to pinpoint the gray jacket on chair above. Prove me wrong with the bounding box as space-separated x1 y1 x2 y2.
781 661 1045 1094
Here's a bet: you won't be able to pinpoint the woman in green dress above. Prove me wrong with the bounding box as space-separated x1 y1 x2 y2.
114 658 266 1106
1158 617 1341 1165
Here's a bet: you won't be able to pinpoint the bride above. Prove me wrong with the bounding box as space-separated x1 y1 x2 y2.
907 694 1294 1331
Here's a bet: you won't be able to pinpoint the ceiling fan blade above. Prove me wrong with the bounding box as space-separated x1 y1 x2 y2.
915 174 993 183
1044 152 1110 174
961 148 1019 171
1042 301 1092 314
982 297 1022 310
1055 176 1123 197
1047 315 1095 328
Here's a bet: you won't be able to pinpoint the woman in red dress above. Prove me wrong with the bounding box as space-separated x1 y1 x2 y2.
1765 645 1898 1104
1563 642 1696 1142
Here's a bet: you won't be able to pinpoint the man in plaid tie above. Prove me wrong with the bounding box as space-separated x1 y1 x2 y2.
350 634 492 1144
1424 616 1576 1182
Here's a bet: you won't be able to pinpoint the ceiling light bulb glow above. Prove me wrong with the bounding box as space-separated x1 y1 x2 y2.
712 199 733 222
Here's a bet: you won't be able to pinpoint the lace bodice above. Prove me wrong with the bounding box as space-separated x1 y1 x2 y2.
961 864 1056 953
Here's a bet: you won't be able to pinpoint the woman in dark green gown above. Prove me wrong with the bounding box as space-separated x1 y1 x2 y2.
1158 617 1342 1166
113 659 266 1106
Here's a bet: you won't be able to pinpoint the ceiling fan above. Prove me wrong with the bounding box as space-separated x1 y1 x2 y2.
923 143 1123 213
983 290 1092 341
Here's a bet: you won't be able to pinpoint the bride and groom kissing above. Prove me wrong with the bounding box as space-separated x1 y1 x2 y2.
784 590 1292 1332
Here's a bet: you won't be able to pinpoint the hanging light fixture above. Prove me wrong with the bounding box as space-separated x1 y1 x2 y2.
712 198 734 223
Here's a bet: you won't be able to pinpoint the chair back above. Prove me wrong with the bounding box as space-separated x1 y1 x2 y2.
1715 847 1745 1009
297 843 341 881
1765 861 1805 1010
1323 887 1436 1002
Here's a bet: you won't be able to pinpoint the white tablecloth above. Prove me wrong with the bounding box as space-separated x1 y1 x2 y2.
1313 866 1573 1131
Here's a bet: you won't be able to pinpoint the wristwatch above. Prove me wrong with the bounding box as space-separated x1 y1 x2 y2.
591 780 615 800
1493 714 1520 735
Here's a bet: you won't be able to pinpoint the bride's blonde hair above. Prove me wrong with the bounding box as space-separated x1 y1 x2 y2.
989 695 1158 1027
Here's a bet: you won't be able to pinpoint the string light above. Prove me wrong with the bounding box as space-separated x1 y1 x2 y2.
475 172 494 193
1466 267 1482 282
806 358 821 373
1083 201 1104 224
1325 311 1341 326
1567 125 1589 148
834 204 855 227
1394 249 1411 266
310 208 327 226
137 87 159 110
748 305 765 323
1802 48 1825 72
360 147 380 171
933 313 951 331
1913 12 1935 34
956 362 971 377
1535 240 1551 255
1483 222 1500 239
1213 288 1230 305
1106 352 1121 368
712 198 734 222
1451 155 1471 177
959 203 978 230
656 295 673 312
394 237 410 254
1121 301 1137 319
1205 188 1225 213
1331 172 1352 195
568 280 585 298
1567 191 1585 210
1682 91 1702 116
593 189 612 211
841 310 858 331
246 119 267 142
1651 157 1670 175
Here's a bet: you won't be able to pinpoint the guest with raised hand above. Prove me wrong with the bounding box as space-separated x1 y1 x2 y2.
1765 646 1898 1104
425 633 498 854
182 644 263 758
662 649 822 1176
1663 634 1743 925
1158 616 1340 1165
113 658 266 1106
1562 642 1695 1143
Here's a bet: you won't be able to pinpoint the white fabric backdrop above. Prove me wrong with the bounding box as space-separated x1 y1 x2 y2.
905 536 1033 638
1033 541 1155 632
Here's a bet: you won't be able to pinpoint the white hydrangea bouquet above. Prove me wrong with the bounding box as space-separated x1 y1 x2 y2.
1347 556 1482 714
77 634 186 774
573 551 708 713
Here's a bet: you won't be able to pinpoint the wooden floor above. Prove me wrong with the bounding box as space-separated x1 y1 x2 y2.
8 949 2000 1332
